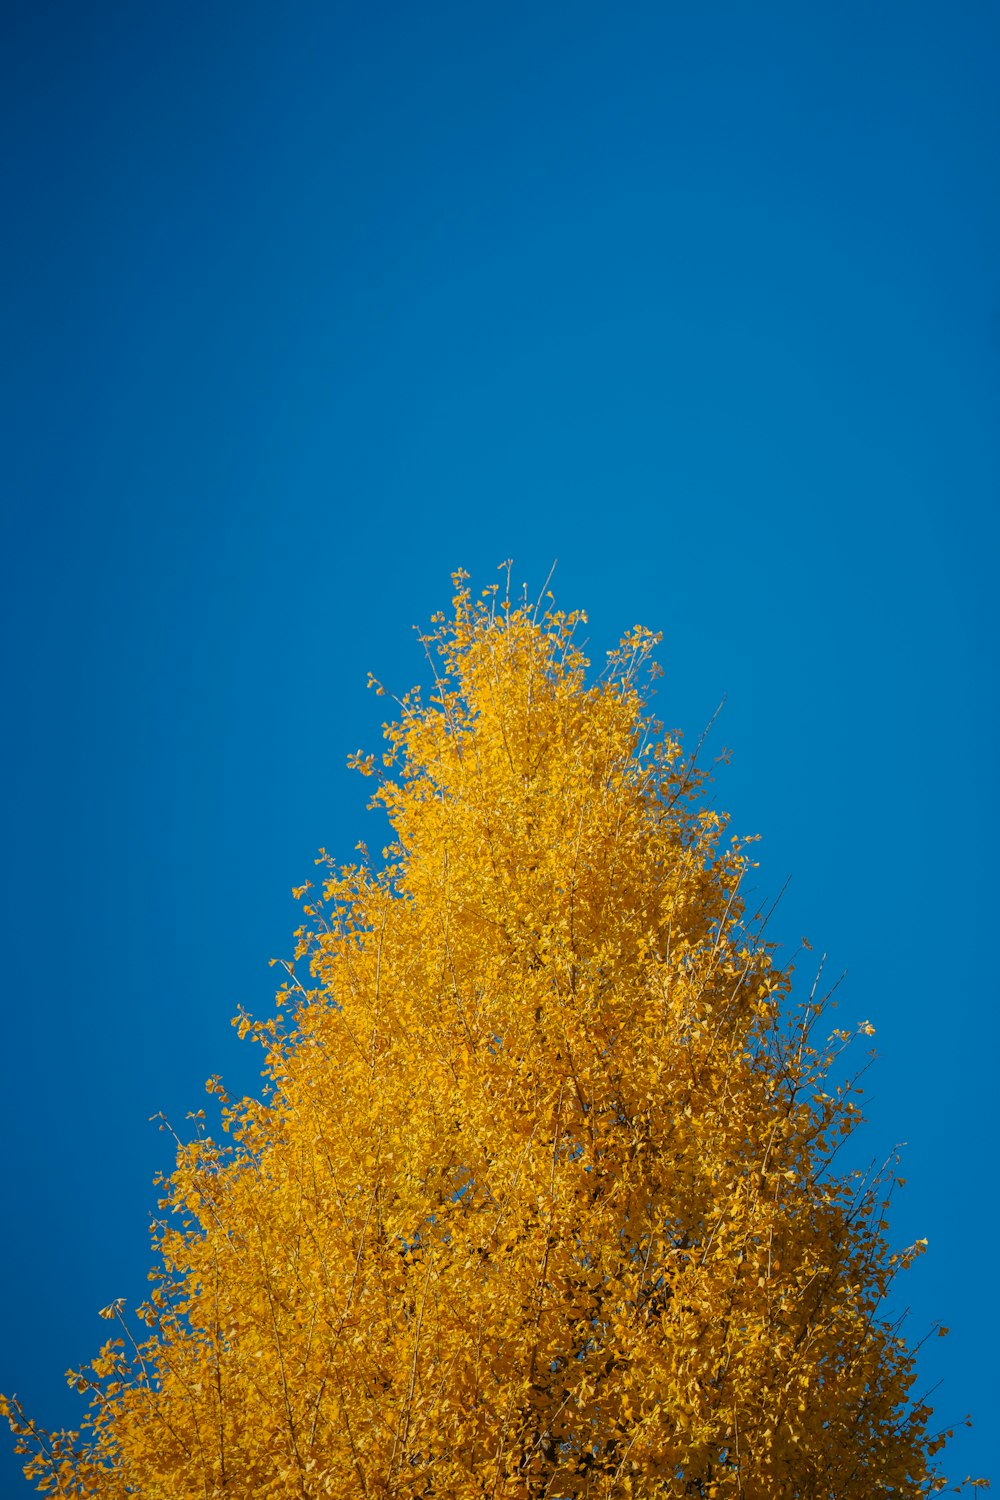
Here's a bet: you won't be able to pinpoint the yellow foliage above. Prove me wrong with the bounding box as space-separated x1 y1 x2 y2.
4 578 970 1496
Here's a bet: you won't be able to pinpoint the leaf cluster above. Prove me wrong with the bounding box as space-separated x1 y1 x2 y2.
3 576 976 1497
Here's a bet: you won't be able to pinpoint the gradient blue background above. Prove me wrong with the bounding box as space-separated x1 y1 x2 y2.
2 2 997 1491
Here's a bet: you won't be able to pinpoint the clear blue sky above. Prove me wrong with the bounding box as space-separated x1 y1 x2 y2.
2 1 997 1490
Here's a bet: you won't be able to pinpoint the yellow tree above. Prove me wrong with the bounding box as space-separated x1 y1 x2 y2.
4 574 967 1497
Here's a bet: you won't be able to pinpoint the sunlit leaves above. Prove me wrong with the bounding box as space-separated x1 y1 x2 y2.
3 576 972 1496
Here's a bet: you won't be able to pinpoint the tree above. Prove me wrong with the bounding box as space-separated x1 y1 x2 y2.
4 574 966 1497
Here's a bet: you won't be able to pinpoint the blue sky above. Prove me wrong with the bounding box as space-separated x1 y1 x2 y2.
2 1 997 1489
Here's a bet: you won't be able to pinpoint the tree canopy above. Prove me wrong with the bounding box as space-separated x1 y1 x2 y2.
4 576 961 1496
